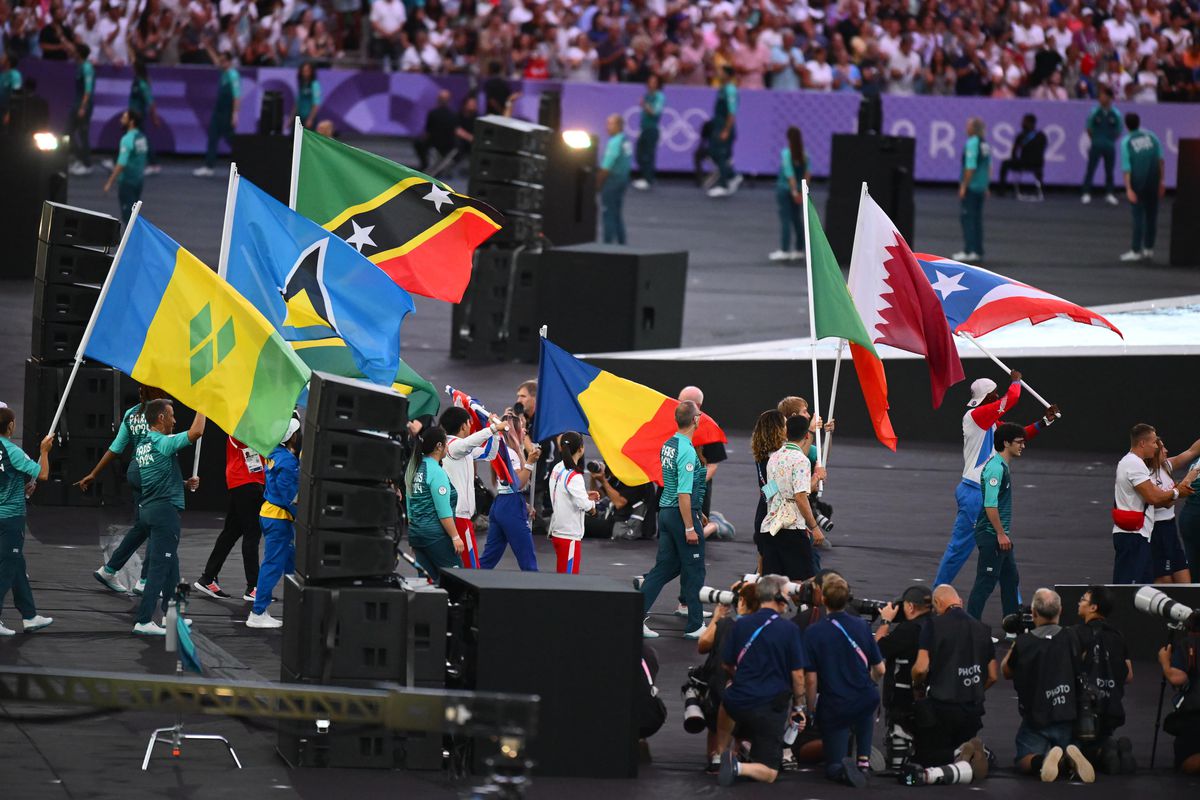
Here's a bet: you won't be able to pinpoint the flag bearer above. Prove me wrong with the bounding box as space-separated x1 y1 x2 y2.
246 417 301 629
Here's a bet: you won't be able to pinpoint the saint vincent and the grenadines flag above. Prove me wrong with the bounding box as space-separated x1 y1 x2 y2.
85 216 311 456
223 174 414 388
805 195 898 451
534 338 726 486
292 126 503 303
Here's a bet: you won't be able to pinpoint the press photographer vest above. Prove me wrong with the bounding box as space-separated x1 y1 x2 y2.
884 615 931 712
926 609 993 708
1012 625 1080 729
1076 619 1129 725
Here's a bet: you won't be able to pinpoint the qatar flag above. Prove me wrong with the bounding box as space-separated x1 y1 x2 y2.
847 191 965 408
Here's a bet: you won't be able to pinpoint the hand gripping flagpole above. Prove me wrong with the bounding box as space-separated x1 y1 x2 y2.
957 332 1059 416
47 201 143 439
800 180 823 466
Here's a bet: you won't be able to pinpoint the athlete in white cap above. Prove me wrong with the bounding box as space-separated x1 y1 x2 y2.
932 371 1059 587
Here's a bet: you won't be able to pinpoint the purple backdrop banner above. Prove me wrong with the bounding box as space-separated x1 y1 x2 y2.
23 59 1198 186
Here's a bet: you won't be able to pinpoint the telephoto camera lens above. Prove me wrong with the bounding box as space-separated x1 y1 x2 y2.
698 586 736 605
586 460 602 474
1134 585 1198 626
681 676 708 734
1001 606 1035 635
814 511 834 532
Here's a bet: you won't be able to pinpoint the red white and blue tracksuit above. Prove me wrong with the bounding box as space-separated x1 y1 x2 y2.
479 447 539 571
933 381 1042 586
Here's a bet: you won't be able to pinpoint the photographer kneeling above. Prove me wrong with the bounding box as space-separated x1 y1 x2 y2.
1002 588 1095 783
803 574 885 788
1073 585 1136 774
1159 623 1200 774
694 581 761 772
714 575 807 786
876 585 934 773
908 585 996 786
585 460 658 541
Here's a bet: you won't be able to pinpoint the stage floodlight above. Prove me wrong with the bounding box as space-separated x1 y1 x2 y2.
33 132 59 151
561 129 592 150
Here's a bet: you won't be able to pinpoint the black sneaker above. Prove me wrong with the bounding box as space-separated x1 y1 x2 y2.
841 757 868 788
194 580 231 599
718 750 738 787
1099 739 1120 774
1117 737 1137 774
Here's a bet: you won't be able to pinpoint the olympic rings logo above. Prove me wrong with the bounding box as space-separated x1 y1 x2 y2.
622 105 710 152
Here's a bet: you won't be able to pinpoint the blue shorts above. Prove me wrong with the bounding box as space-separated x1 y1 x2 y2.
1014 720 1074 762
1151 519 1188 578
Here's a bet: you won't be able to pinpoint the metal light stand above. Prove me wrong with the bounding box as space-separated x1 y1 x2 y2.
142 583 242 771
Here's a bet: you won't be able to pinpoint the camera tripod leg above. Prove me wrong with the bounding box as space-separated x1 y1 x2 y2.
1151 675 1166 769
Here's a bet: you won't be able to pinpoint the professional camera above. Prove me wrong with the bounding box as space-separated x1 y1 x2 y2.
848 597 893 621
681 667 710 734
586 460 603 475
1075 678 1101 742
698 586 736 605
1134 585 1200 631
810 496 835 533
1001 605 1036 635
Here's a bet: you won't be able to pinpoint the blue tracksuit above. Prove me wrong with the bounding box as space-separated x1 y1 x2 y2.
479 449 538 571
253 445 298 615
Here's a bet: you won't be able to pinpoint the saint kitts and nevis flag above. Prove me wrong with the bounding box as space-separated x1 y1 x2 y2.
292 125 504 303
84 214 311 456
534 338 726 486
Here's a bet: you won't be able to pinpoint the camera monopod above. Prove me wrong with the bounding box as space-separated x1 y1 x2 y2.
1135 585 1200 768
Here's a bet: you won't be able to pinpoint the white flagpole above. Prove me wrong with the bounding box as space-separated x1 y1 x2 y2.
190 434 203 484
217 162 239 279
800 180 824 465
47 201 143 438
822 339 846 465
957 332 1057 413
529 325 548 512
288 116 302 210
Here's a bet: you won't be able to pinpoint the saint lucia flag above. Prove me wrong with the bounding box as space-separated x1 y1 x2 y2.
223 175 414 387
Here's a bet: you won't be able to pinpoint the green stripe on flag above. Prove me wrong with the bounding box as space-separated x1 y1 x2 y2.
232 331 312 454
292 338 440 419
807 197 879 355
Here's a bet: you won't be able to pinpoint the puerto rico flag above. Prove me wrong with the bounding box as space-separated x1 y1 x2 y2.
913 254 1123 339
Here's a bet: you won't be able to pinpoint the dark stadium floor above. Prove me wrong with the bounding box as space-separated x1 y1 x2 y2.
0 145 1196 798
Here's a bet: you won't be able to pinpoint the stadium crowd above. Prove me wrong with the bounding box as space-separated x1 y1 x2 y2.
1 0 1197 102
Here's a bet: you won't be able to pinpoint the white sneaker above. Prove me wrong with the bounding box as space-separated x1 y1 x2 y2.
960 252 981 263
246 611 283 629
133 578 146 596
674 604 713 618
1119 250 1143 262
0 622 15 636
706 186 729 198
683 627 706 640
728 174 743 193
145 164 162 176
642 622 660 639
133 621 166 636
192 166 215 177
93 566 128 593
632 178 649 191
69 163 93 176
768 249 790 262
1142 249 1154 261
1081 193 1092 205
1104 193 1119 206
22 615 53 632
100 158 114 170
950 250 970 261
789 250 804 261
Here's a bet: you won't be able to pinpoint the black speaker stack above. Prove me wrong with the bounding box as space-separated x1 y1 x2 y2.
1170 138 1200 267
0 128 69 279
24 202 129 507
441 570 643 778
454 116 551 362
825 133 916 264
278 371 447 771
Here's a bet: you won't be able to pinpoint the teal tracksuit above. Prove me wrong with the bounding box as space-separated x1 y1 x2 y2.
0 437 42 620
640 432 706 631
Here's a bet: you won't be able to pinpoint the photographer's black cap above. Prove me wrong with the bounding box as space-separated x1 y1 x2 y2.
901 585 933 606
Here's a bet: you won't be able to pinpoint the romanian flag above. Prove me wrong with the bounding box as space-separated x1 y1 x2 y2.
291 337 440 419
292 126 503 303
806 195 897 451
85 216 311 455
533 338 726 486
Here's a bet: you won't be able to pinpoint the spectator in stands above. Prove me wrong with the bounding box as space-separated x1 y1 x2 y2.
804 44 833 91
370 0 407 73
769 28 805 91
402 28 440 73
39 2 76 61
921 48 957 95
887 34 921 95
997 114 1046 197
733 25 769 90
1033 70 1069 100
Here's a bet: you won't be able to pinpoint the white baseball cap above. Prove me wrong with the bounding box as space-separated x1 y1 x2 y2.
967 378 997 408
281 417 301 444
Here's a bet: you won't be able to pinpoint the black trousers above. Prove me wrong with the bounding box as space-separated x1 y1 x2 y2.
998 156 1042 192
760 528 814 581
912 701 983 766
199 483 264 589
